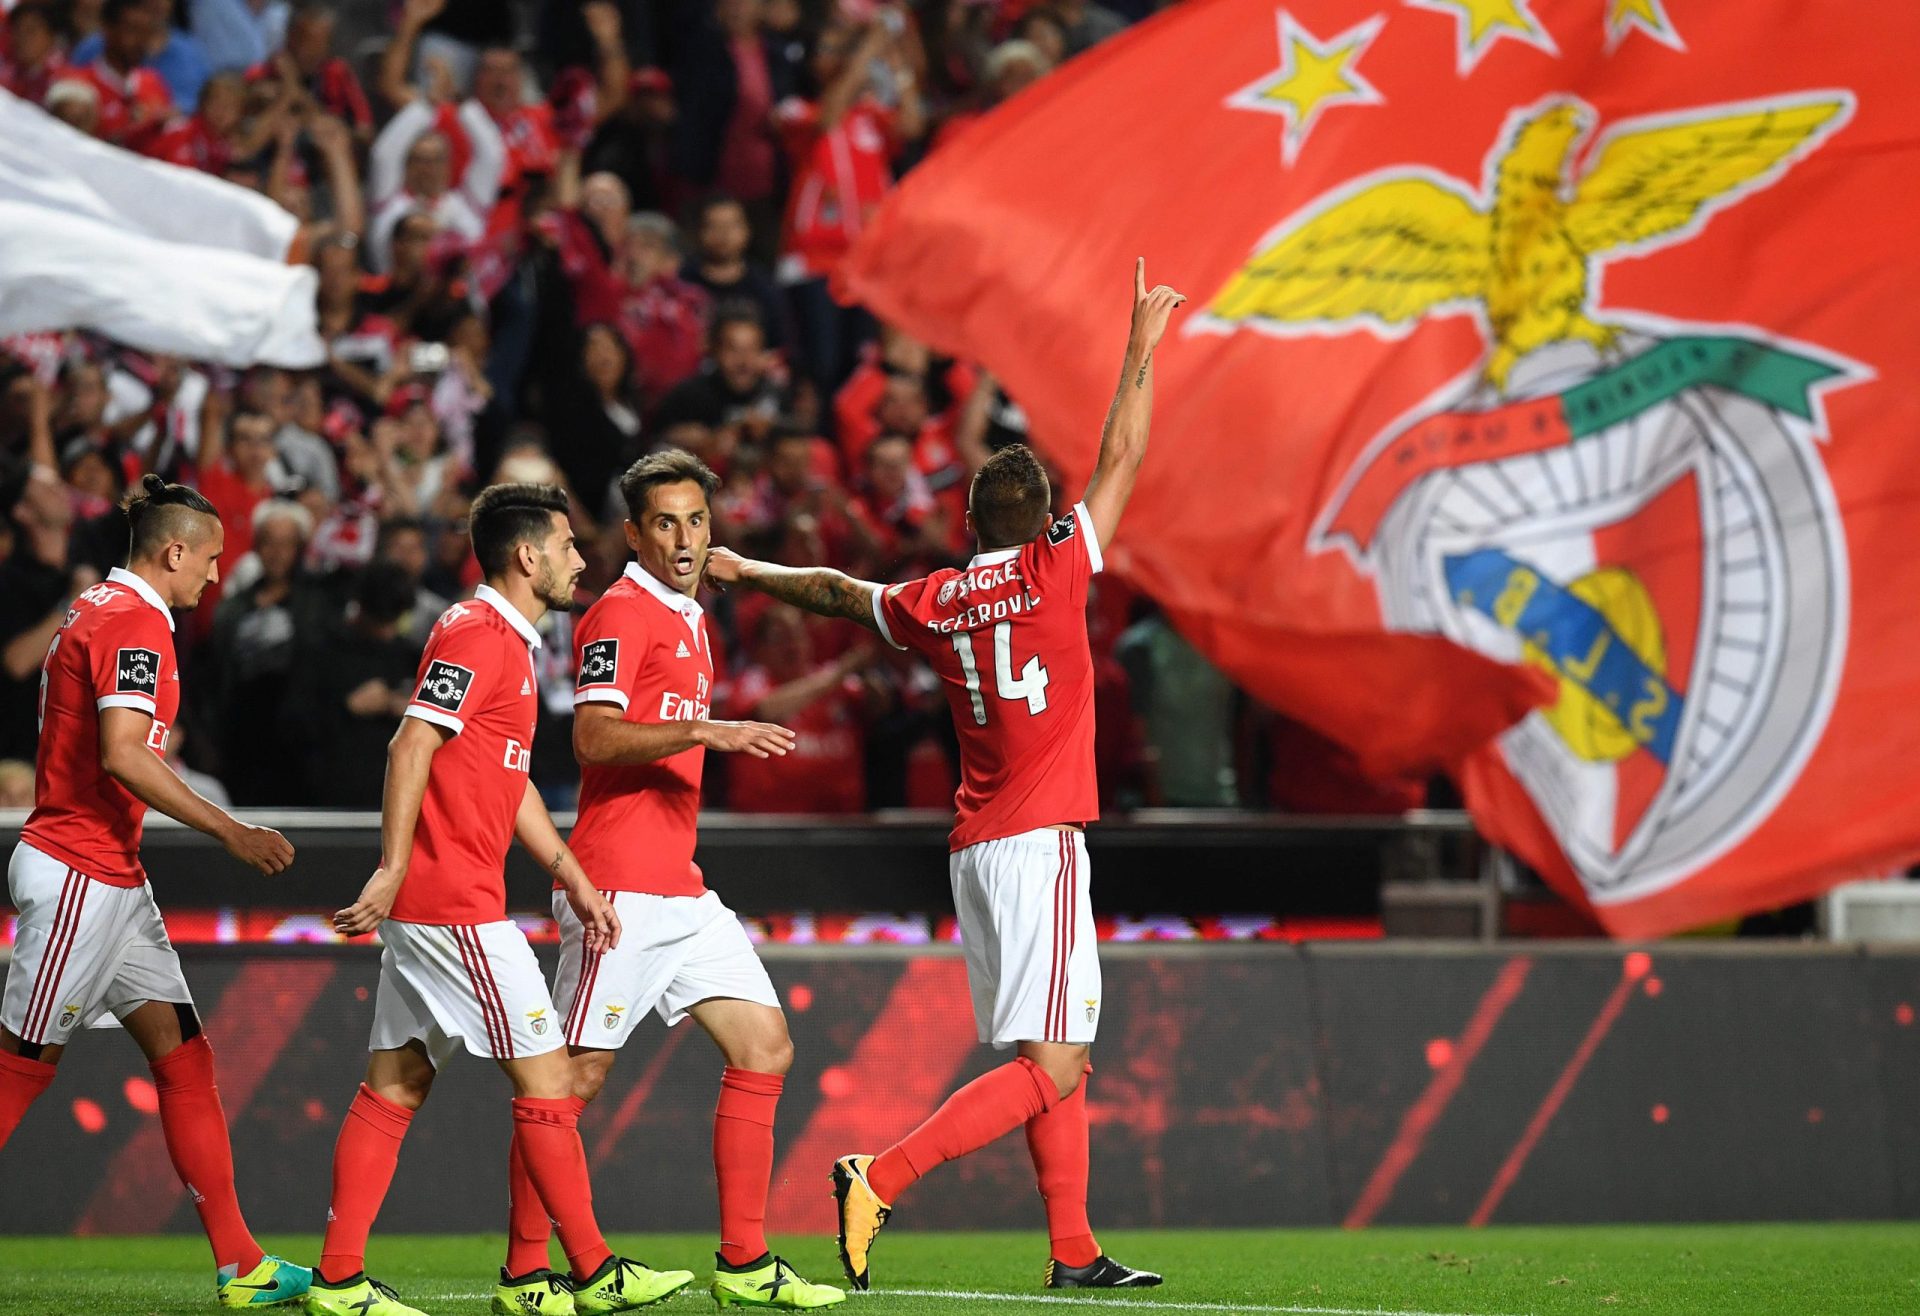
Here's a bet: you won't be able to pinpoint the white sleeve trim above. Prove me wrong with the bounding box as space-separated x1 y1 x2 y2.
573 688 631 710
96 694 156 714
404 704 465 735
1073 501 1105 575
870 583 906 651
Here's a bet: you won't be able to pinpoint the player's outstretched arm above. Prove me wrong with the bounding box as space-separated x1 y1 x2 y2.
98 707 293 875
336 715 444 936
574 701 796 764
512 781 620 952
705 546 886 635
1081 258 1187 551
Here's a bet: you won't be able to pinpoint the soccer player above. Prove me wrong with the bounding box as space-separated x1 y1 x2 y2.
705 260 1186 1291
0 474 309 1308
497 451 842 1311
309 484 691 1316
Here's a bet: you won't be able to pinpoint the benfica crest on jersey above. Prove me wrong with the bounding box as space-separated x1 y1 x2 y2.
1202 95 1861 902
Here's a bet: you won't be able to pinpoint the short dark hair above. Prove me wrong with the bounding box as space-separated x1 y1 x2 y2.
374 514 427 551
125 473 218 559
468 482 569 576
708 303 765 352
969 444 1051 549
7 2 52 30
692 192 746 228
353 561 417 625
102 0 144 27
619 450 719 523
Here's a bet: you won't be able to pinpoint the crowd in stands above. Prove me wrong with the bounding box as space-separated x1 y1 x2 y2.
0 0 1425 816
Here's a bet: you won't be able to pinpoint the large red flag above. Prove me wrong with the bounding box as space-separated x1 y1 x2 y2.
839 0 1920 935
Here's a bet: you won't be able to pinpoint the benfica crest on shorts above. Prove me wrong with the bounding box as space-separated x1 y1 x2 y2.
1203 93 1863 901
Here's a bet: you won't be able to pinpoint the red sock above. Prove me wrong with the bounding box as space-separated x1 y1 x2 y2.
512 1097 613 1280
867 1057 1057 1204
505 1094 585 1276
1026 1063 1098 1266
0 1049 56 1149
715 1068 783 1266
318 1084 414 1283
150 1037 263 1274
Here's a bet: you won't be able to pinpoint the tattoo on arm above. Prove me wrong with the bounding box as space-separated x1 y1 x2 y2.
749 566 883 633
1135 355 1150 389
549 847 566 875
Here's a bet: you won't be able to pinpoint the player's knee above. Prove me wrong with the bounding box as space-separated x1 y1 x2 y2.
1045 1063 1082 1101
570 1049 615 1103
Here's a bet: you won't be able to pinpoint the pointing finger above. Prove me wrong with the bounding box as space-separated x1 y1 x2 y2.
1135 257 1146 300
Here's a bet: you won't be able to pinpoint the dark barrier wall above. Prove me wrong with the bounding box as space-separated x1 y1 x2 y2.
0 944 1916 1235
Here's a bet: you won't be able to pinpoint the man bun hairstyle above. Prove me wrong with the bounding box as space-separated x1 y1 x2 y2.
969 443 1052 549
619 449 719 524
468 482 570 576
124 474 218 559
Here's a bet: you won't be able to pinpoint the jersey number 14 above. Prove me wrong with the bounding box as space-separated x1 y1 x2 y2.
951 622 1049 726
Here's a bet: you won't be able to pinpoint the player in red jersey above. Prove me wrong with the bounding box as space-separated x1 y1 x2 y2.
308 484 692 1316
706 260 1186 1291
0 475 309 1308
500 450 844 1311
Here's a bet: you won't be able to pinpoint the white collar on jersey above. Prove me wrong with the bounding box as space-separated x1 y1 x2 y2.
966 548 1020 568
473 584 544 648
623 560 704 624
106 567 175 631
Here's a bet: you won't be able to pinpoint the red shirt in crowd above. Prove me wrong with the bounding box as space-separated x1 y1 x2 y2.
75 59 173 149
389 588 542 925
723 665 865 813
0 49 63 104
569 563 717 898
615 275 712 406
193 460 267 571
246 56 372 135
775 98 896 281
22 569 179 886
875 501 1105 850
149 113 231 174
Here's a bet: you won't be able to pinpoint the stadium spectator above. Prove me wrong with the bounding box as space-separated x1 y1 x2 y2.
192 0 291 76
71 0 176 147
724 604 874 813
194 402 285 576
652 308 787 475
203 498 329 803
0 460 94 762
680 193 793 358
369 514 451 642
551 323 644 518
773 9 925 401
41 75 101 133
1115 605 1240 807
71 0 208 113
614 212 712 407
1052 0 1127 55
281 561 424 807
0 2 65 104
366 76 504 271
246 4 373 143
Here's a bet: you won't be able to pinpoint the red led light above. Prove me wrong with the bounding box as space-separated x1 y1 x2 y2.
788 984 815 1012
1622 951 1653 981
818 1066 853 1099
122 1078 159 1115
72 1098 106 1134
1643 977 1663 998
1424 1038 1454 1070
1651 1104 1670 1124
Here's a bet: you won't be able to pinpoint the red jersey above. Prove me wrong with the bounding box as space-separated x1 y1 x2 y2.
569 563 715 897
22 569 179 886
389 587 542 925
723 664 865 813
876 501 1105 850
75 60 172 149
775 98 895 280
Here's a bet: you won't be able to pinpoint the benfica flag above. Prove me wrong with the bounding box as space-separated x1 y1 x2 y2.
839 0 1920 935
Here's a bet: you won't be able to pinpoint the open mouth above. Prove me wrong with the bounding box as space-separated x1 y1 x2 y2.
672 551 697 577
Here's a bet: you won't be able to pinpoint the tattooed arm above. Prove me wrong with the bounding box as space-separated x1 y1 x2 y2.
1082 258 1188 551
705 549 888 637
513 780 620 951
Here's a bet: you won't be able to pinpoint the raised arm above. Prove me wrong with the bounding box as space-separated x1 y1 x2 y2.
334 713 443 935
705 546 886 635
378 0 444 110
1081 258 1187 551
99 707 293 874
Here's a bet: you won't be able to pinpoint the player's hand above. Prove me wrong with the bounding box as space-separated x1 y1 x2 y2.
225 823 295 875
703 546 748 590
582 0 623 47
697 720 797 759
1129 258 1187 354
403 0 447 28
567 884 621 953
335 866 402 937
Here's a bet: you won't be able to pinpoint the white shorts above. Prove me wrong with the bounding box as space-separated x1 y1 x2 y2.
370 919 565 1068
2 842 193 1046
552 888 779 1047
951 828 1101 1050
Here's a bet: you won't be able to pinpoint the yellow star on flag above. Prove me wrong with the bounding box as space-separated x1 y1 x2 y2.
1405 0 1558 75
1605 0 1684 52
1226 12 1385 167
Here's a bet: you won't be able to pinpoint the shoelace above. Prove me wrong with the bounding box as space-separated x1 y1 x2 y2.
757 1259 798 1295
369 1278 402 1301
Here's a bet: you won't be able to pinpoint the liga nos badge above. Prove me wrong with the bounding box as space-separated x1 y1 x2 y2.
1203 94 1862 906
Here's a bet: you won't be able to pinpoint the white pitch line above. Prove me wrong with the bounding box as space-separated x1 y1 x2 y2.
876 1289 1524 1316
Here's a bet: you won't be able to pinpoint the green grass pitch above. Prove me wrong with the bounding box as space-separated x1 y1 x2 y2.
0 1226 1913 1315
